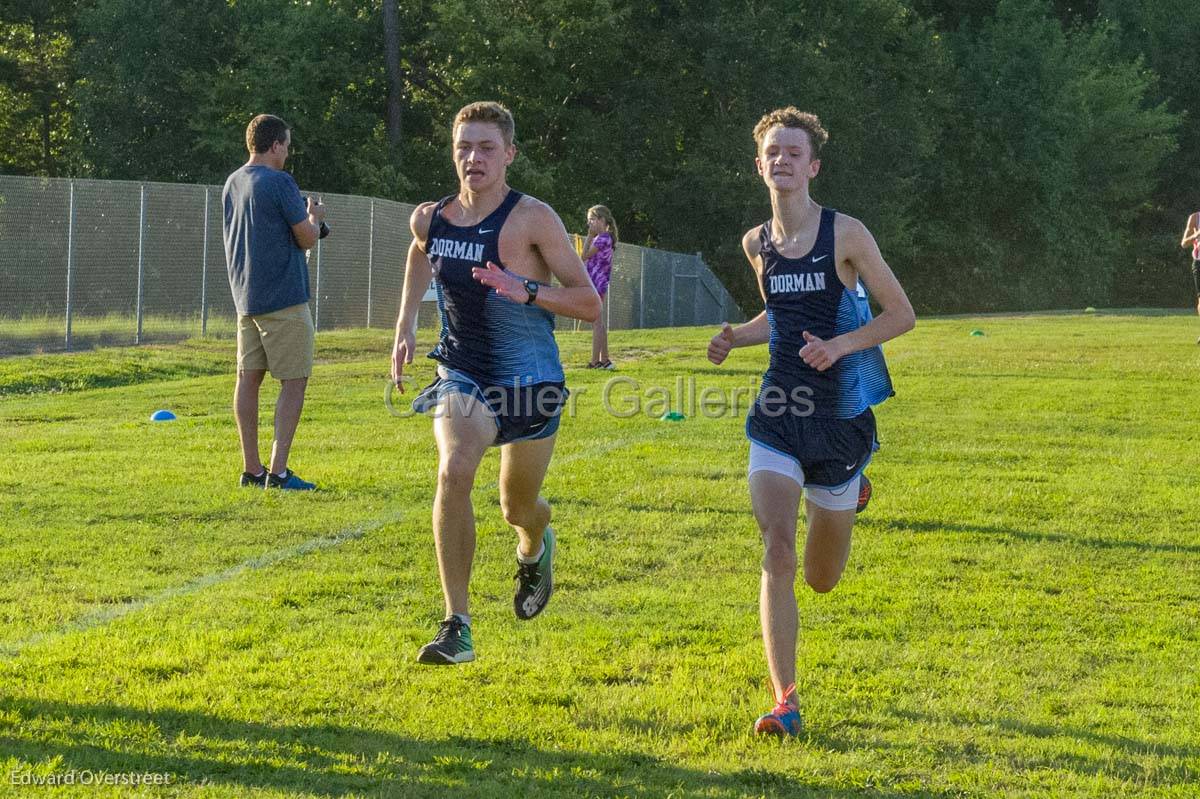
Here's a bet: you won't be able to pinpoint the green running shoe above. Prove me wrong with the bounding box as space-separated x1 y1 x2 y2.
416 616 475 665
514 527 555 620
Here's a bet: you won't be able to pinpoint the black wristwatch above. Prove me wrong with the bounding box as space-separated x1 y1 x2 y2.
523 279 540 305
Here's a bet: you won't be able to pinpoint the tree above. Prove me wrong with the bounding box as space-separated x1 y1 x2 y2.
73 0 235 182
0 0 79 176
72 0 407 194
622 0 949 310
383 0 403 153
5 0 1190 313
1097 0 1200 305
417 0 947 312
913 0 1177 310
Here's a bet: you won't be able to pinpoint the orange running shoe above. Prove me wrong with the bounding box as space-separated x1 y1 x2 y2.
753 683 802 737
856 473 872 514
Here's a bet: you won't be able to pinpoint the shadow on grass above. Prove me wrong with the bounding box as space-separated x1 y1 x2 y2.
0 329 221 358
885 517 1200 556
890 708 1197 786
0 695 959 798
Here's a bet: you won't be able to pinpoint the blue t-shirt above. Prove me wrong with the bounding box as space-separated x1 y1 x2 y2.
222 165 311 316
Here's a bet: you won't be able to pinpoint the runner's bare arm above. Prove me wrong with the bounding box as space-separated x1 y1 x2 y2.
472 201 601 322
708 229 771 365
800 218 914 372
391 203 436 388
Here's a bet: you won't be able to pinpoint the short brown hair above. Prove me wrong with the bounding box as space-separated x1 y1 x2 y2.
752 107 828 157
453 101 516 146
246 114 290 154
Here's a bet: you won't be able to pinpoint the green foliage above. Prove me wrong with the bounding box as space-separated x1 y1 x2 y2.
912 0 1177 310
1 0 1196 312
1097 0 1200 306
73 0 236 181
616 0 948 308
0 0 80 176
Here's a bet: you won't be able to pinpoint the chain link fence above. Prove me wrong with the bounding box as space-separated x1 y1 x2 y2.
0 175 743 355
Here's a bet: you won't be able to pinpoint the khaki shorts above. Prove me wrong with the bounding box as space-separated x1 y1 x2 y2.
237 303 314 380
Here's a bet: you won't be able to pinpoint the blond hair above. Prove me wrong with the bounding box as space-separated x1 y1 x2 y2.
453 101 516 146
587 205 619 243
752 107 829 157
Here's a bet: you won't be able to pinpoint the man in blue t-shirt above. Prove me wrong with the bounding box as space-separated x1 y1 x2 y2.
222 114 326 491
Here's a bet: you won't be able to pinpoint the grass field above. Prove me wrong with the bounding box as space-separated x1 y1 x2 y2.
0 314 239 357
1 313 1198 798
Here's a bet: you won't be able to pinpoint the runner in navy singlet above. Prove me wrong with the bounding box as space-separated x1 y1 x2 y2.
390 102 602 665
706 107 916 736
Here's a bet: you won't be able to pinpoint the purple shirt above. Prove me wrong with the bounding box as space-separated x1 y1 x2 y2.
585 232 614 295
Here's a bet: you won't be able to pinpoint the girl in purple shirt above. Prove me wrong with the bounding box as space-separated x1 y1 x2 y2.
583 205 617 368
1183 211 1200 318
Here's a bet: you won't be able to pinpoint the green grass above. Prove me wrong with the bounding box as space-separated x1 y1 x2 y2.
0 313 1197 797
0 314 239 357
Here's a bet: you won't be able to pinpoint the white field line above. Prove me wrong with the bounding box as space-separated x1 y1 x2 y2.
0 429 667 659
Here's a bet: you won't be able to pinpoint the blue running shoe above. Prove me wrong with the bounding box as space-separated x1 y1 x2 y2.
265 469 316 491
754 684 802 737
240 470 268 488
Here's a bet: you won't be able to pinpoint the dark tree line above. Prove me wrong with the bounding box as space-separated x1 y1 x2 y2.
1 0 1196 312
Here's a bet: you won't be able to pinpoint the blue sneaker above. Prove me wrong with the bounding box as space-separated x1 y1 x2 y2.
265 469 316 491
754 684 802 737
240 470 268 488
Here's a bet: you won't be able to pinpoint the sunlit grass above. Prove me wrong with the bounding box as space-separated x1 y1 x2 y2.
0 313 1197 797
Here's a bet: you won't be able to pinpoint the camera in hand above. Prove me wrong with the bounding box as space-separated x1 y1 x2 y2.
304 195 331 239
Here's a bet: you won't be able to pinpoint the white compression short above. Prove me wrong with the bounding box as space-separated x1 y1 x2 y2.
748 441 860 512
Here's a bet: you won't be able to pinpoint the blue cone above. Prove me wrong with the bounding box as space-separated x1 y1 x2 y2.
150 409 177 422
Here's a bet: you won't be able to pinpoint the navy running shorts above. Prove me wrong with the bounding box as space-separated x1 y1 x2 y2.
745 404 877 490
413 366 566 446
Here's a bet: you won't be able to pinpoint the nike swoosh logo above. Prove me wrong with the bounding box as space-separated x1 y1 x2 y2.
845 460 858 471
812 254 829 263
479 228 494 234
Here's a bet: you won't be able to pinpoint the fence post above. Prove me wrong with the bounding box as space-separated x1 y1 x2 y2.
638 248 646 328
314 236 322 332
201 186 209 336
135 183 146 344
668 256 676 327
607 267 612 330
65 180 75 351
367 199 375 328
